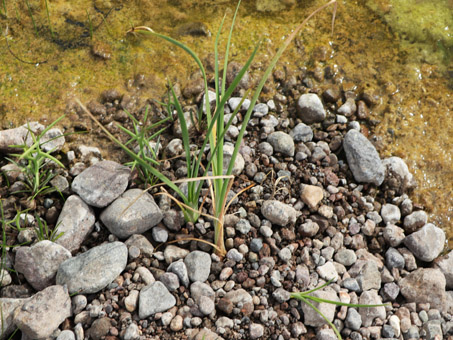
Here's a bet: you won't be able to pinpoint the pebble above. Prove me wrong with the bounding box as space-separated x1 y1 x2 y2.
72 295 87 314
345 308 362 330
404 223 445 262
13 285 71 339
160 272 180 292
184 251 211 282
383 224 405 247
55 195 95 253
253 103 269 117
123 323 140 340
381 203 401 224
228 97 251 111
267 131 295 157
135 266 155 285
170 315 184 331
403 210 428 232
226 248 243 262
124 289 139 312
14 240 71 291
300 185 324 209
56 241 128 294
356 261 381 291
100 189 163 239
57 330 76 340
290 123 313 142
382 156 416 192
138 281 176 319
164 245 190 264
261 200 297 227
249 323 264 339
298 219 319 237
71 160 130 208
236 218 252 234
334 248 357 266
381 282 400 301
338 98 357 116
88 317 111 340
317 328 337 340
433 250 453 289
152 225 169 242
168 260 190 287
358 290 386 327
301 287 338 327
297 93 326 124
385 247 406 269
316 261 338 282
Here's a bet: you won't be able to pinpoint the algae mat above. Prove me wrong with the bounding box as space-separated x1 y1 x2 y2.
0 0 452 245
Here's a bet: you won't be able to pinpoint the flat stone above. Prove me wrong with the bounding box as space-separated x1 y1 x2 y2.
71 160 130 208
343 129 385 186
261 200 297 227
55 195 95 253
358 290 386 327
404 223 445 262
316 262 338 282
356 261 381 291
15 240 71 291
300 185 324 209
56 241 128 294
124 234 154 258
138 281 176 319
184 251 211 282
301 287 338 327
297 93 326 124
434 250 453 289
13 285 71 339
164 245 189 264
267 131 295 157
399 268 447 312
100 189 163 239
0 124 41 153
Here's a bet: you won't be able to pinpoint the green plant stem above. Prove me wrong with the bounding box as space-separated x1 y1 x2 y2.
1 0 7 18
25 0 38 37
44 0 54 39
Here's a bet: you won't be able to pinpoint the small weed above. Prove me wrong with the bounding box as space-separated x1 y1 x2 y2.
34 216 63 242
44 0 54 39
5 116 66 205
290 279 390 340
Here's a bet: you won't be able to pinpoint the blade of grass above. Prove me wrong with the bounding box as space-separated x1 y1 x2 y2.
24 0 38 37
44 0 54 39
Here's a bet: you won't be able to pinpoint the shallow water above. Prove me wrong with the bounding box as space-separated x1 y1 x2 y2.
0 0 452 245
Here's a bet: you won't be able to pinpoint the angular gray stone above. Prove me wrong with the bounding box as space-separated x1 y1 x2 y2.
40 128 65 153
56 241 128 294
404 223 445 262
221 143 245 176
434 250 453 289
399 268 447 311
71 160 130 208
124 234 154 258
168 260 190 287
290 123 313 143
100 189 163 239
297 93 326 124
267 131 295 157
385 247 405 270
138 281 176 319
184 251 211 282
261 200 297 227
382 156 416 192
334 248 357 267
0 124 41 153
356 261 381 291
343 129 385 186
164 245 189 264
159 272 180 292
13 285 71 340
383 224 405 247
0 298 29 339
345 308 362 330
301 287 338 327
249 323 264 339
15 240 72 291
317 328 337 340
358 290 386 327
190 281 215 305
55 195 95 253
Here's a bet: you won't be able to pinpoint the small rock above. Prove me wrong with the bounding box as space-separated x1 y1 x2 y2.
170 315 184 332
100 189 163 239
267 131 295 157
298 219 319 237
88 317 111 340
57 330 76 340
382 157 416 193
381 204 401 225
356 261 381 291
55 195 95 253
40 128 65 153
334 248 357 266
383 224 405 247
300 185 324 209
385 247 405 270
0 298 28 339
160 272 180 292
301 287 338 327
403 210 428 232
343 129 385 186
297 93 326 124
56 242 128 294
433 250 453 289
71 160 130 208
13 285 71 339
227 248 243 262
404 223 445 262
316 262 338 282
317 328 337 340
345 308 362 330
164 245 190 264
168 260 190 287
236 219 251 234
184 251 211 282
138 281 176 319
124 234 154 258
358 290 386 327
249 323 264 339
152 225 169 243
124 290 139 312
290 123 313 142
261 200 297 227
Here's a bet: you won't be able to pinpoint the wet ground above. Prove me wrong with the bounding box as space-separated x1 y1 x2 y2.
0 0 451 245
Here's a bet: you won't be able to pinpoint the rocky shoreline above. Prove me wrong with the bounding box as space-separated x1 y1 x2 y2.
0 65 452 340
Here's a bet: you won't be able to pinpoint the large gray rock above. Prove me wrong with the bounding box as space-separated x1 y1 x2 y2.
301 287 338 327
138 281 176 319
55 195 96 253
56 241 128 294
71 160 130 208
261 200 297 227
297 94 326 124
100 189 163 239
343 129 385 186
184 251 211 282
14 240 71 291
0 298 29 340
358 290 386 327
399 268 447 311
404 223 445 262
267 131 295 157
434 250 453 289
13 285 71 339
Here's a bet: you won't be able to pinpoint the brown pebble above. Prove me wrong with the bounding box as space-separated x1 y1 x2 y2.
357 100 370 119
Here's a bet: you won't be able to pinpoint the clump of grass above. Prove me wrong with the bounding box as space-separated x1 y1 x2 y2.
291 279 390 340
5 116 66 207
34 216 63 242
81 0 338 257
